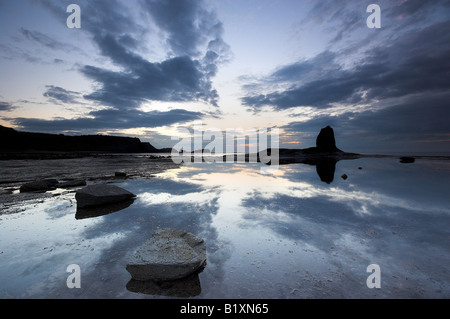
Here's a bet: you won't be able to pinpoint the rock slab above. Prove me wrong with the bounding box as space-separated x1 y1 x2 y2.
75 184 136 208
126 228 206 281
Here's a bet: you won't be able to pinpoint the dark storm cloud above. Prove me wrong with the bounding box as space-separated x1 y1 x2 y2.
62 0 228 108
0 101 15 112
92 0 227 107
29 0 230 132
243 20 450 111
43 85 80 104
140 0 226 57
282 91 450 151
388 0 450 19
273 1 450 152
80 38 217 109
20 28 78 52
10 108 203 132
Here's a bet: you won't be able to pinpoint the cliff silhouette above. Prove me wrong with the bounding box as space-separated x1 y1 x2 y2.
0 125 163 158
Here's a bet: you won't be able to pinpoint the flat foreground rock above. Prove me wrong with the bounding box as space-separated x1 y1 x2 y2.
126 228 206 281
75 184 136 208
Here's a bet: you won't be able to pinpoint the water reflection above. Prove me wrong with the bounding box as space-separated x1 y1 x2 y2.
75 198 136 219
126 271 203 297
0 158 449 298
263 157 339 184
153 159 450 298
314 159 337 184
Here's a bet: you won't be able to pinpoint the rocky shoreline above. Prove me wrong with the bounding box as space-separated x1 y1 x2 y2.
0 155 179 211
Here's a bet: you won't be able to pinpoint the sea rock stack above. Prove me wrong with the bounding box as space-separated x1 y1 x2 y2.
316 126 340 152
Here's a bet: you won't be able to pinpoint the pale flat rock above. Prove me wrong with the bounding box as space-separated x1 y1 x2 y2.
126 228 206 281
75 184 136 208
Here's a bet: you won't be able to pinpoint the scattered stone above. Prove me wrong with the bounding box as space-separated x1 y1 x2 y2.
20 181 50 193
358 167 362 170
399 156 415 163
126 228 206 282
75 184 136 208
341 174 348 180
115 171 127 177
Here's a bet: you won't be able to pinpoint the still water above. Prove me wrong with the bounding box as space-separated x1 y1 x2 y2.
0 157 449 298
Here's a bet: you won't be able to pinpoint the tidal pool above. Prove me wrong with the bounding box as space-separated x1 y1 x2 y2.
0 157 449 298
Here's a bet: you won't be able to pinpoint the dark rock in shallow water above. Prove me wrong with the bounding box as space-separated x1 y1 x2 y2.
399 156 415 163
75 184 136 208
115 171 127 177
341 174 348 180
20 181 50 193
126 228 206 282
20 178 62 193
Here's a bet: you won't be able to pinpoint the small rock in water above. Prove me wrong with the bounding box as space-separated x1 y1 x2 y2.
126 228 206 281
75 184 135 208
20 181 50 193
341 174 348 180
399 156 415 163
115 171 127 177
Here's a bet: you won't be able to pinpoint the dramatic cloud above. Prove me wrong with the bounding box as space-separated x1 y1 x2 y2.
20 28 78 52
0 0 232 134
140 0 227 57
243 20 450 111
1 0 448 153
253 0 450 153
38 0 229 108
20 0 231 134
43 85 80 104
10 108 203 133
282 91 450 152
0 101 15 112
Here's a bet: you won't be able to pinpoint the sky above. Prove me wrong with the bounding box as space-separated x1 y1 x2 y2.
0 0 449 154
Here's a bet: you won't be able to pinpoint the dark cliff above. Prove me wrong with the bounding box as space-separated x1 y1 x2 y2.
0 125 159 154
